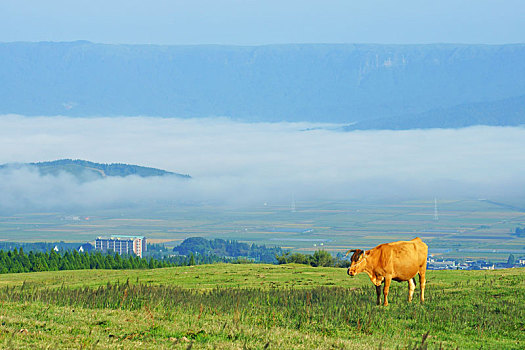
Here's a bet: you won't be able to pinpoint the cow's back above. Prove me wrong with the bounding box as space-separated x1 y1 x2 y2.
376 238 427 281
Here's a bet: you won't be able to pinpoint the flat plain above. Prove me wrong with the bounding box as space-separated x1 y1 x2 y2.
1 199 525 261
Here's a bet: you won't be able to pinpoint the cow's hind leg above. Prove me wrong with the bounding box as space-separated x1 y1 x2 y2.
375 284 381 305
419 270 426 303
383 277 392 306
408 278 416 302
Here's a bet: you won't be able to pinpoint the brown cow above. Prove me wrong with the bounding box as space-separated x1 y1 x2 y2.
346 237 428 306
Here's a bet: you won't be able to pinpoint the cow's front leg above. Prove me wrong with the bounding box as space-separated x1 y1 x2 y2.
383 277 392 306
375 284 381 305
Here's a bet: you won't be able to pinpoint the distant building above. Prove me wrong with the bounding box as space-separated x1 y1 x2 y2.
95 235 146 257
427 258 457 270
480 263 495 270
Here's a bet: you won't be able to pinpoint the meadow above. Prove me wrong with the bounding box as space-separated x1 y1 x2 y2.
0 264 523 349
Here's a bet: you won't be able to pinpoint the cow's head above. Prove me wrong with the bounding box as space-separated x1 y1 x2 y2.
346 249 367 276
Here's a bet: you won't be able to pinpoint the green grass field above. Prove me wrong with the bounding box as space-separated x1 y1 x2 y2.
0 265 524 349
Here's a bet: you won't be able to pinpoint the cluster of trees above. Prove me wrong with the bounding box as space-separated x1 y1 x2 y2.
0 248 174 274
171 237 351 267
275 250 351 268
173 237 283 263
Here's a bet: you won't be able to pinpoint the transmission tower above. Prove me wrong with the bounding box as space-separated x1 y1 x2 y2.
433 198 439 221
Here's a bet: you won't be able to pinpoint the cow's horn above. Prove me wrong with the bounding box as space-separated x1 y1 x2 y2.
345 249 357 257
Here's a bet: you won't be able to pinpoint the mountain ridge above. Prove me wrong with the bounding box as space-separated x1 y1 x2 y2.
0 159 191 180
1 41 525 127
343 94 525 130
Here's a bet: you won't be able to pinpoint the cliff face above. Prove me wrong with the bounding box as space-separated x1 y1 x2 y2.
1 42 525 125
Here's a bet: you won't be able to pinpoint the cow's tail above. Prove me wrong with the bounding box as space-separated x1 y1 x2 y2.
412 277 417 286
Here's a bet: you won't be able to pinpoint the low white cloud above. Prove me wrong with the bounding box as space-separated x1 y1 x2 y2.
1 114 525 212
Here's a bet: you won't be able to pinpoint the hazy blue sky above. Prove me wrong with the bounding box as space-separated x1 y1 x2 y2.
1 0 524 45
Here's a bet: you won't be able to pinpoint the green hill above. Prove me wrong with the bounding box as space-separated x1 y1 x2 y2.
0 265 523 349
0 159 191 180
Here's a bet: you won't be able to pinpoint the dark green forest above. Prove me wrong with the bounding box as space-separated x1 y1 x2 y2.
0 248 176 274
172 237 283 263
0 244 281 275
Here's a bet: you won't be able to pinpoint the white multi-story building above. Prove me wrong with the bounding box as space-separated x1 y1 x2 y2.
95 235 146 258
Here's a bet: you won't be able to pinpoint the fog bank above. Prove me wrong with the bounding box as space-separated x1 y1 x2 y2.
1 115 525 211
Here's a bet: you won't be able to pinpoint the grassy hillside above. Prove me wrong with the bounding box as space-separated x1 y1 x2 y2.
0 265 523 349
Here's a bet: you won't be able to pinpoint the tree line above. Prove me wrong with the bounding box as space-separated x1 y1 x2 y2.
0 248 176 274
275 250 351 268
0 247 268 275
0 238 350 275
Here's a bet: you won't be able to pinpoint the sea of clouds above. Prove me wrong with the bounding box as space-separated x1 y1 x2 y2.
1 114 525 212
